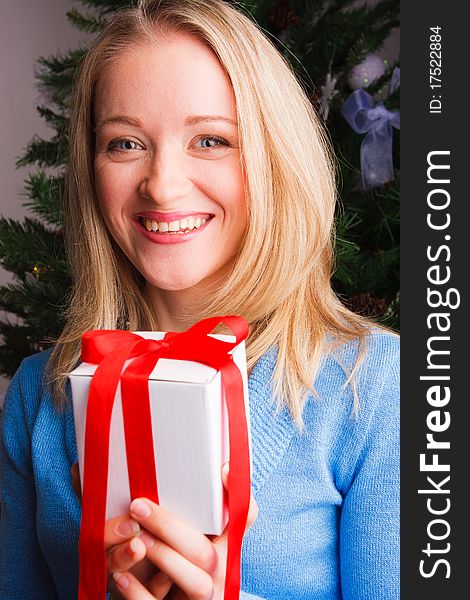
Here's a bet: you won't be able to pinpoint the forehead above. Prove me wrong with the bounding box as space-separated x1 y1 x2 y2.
94 32 237 123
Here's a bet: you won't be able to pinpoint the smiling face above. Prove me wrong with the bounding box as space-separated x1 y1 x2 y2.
93 32 247 296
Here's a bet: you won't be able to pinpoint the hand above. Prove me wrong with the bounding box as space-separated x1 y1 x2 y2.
111 463 259 599
74 462 171 596
104 514 172 599
75 460 170 597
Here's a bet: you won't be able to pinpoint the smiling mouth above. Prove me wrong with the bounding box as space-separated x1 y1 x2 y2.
138 215 213 234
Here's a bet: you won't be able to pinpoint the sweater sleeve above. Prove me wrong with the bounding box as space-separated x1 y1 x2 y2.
338 346 400 600
0 362 59 599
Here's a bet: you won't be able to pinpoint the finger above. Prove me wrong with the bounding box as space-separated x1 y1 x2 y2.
112 569 173 600
112 570 158 600
138 531 214 600
130 499 216 572
105 515 141 550
221 463 258 531
221 462 230 490
107 536 147 574
246 492 259 530
148 570 174 599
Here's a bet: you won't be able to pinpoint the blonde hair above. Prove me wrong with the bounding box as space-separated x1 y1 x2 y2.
49 0 373 428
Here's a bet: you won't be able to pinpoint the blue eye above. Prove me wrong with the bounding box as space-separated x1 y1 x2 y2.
195 136 229 149
107 139 142 152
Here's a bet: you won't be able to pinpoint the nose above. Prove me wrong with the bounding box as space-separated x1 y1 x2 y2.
139 147 192 205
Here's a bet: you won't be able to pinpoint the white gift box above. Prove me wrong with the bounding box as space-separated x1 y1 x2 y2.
69 332 251 535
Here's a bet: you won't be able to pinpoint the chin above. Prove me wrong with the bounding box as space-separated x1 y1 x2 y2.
142 264 230 294
155 281 200 292
144 272 209 292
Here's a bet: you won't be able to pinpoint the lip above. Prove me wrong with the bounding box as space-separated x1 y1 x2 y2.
136 210 214 222
132 213 214 245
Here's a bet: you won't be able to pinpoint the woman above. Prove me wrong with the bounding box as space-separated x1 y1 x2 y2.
0 1 399 599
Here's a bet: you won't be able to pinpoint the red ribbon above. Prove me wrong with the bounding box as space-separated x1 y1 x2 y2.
77 316 251 600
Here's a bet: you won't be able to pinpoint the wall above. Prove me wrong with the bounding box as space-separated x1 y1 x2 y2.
0 0 88 401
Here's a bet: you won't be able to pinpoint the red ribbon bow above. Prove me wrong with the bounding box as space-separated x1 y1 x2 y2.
77 316 251 600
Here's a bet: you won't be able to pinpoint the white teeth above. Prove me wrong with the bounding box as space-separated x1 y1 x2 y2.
141 216 210 233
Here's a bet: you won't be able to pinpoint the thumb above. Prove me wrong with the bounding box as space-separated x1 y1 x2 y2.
222 462 230 490
221 462 259 531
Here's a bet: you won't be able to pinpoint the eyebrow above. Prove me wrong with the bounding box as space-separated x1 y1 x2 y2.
95 114 237 131
94 116 142 131
184 115 237 126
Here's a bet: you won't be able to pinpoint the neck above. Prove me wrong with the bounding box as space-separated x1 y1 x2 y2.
145 284 209 332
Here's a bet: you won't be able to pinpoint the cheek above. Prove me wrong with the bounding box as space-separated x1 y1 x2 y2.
94 192 128 251
94 164 114 213
204 159 246 211
94 162 132 223
228 164 248 227
94 182 116 227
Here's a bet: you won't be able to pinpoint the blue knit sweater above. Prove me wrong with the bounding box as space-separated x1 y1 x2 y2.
0 331 399 599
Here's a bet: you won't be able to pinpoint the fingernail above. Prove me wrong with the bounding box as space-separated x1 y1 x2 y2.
112 572 129 590
115 519 140 537
139 531 155 549
130 498 152 518
130 537 143 553
222 462 230 476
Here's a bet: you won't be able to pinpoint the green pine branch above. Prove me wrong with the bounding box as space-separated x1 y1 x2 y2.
0 218 67 278
383 289 400 329
333 211 362 286
0 276 70 375
36 48 87 106
21 172 64 227
66 7 107 32
77 0 136 12
16 136 68 169
0 322 52 378
36 106 68 134
0 277 70 321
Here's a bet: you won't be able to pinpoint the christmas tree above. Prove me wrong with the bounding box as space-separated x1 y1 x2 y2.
0 0 400 378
